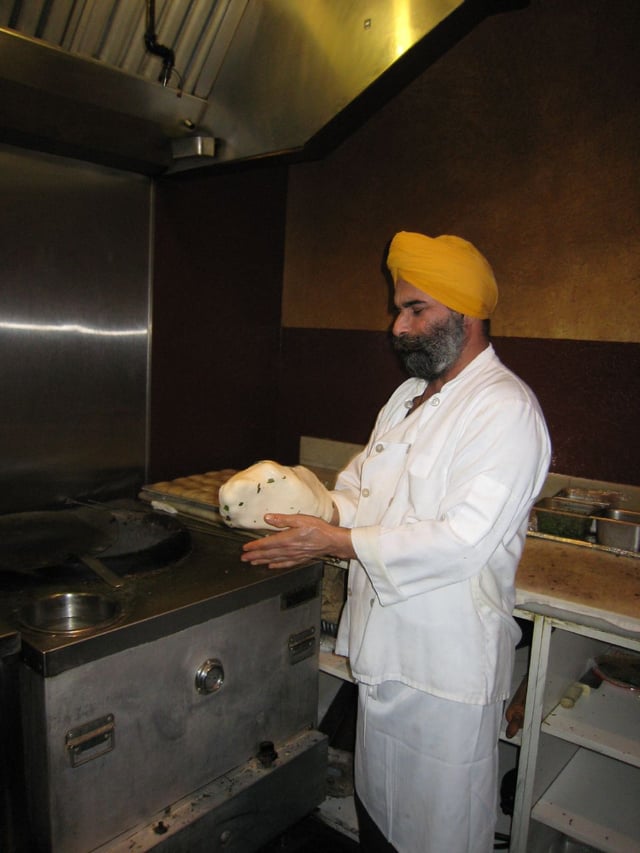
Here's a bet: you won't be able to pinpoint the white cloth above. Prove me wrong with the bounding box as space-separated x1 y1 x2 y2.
355 682 502 853
334 345 551 703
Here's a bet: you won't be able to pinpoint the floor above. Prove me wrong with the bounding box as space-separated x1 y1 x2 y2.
259 813 360 852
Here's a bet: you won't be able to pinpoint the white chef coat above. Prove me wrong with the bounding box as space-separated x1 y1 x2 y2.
334 345 551 703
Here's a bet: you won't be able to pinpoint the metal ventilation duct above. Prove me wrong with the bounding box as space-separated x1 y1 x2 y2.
0 1 504 176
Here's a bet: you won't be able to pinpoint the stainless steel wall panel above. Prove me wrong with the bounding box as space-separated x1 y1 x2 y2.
0 143 151 511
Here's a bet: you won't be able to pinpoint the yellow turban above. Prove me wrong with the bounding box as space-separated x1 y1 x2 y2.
386 232 498 319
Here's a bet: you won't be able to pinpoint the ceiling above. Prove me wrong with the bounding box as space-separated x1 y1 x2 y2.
0 1 512 176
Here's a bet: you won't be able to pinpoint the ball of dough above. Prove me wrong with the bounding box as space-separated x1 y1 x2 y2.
218 460 334 530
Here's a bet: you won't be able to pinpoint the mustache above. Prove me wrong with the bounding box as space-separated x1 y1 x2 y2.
392 334 428 352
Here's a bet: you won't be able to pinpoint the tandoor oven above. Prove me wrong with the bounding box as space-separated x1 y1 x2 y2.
0 508 327 852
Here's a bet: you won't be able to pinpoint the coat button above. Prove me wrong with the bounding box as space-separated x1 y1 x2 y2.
430 396 440 407
362 488 370 497
375 443 384 453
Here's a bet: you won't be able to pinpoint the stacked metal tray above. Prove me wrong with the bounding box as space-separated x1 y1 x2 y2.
529 488 640 557
139 469 238 525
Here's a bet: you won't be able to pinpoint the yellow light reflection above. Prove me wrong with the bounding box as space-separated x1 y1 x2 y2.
392 0 413 60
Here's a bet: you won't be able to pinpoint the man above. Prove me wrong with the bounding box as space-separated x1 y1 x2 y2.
241 232 551 852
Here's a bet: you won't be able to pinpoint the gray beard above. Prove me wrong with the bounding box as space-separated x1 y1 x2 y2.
392 311 466 381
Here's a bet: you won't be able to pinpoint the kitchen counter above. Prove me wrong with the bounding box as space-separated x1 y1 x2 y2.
515 535 640 639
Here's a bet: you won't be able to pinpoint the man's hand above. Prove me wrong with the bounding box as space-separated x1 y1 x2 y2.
241 513 355 569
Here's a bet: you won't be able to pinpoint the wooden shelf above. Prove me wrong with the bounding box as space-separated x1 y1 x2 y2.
532 748 640 852
543 681 640 767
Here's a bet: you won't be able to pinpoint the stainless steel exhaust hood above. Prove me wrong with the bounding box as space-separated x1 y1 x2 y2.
0 1 513 176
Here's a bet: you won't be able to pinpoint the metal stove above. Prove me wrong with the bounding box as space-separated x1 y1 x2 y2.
0 507 327 852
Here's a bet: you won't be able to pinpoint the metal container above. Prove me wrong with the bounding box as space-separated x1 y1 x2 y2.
531 497 607 541
596 508 640 551
18 591 122 635
555 487 624 506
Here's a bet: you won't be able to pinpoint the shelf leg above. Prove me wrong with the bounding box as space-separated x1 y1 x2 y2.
509 614 553 853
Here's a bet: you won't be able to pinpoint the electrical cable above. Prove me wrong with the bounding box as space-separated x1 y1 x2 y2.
144 0 176 87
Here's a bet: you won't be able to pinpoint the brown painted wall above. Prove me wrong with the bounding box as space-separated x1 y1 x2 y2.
150 0 640 487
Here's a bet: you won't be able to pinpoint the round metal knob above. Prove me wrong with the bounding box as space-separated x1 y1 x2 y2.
195 658 224 694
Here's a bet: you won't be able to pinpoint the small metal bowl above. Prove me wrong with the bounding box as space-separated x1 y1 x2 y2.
18 592 122 635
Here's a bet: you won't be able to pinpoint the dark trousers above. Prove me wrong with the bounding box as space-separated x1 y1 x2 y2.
354 791 397 852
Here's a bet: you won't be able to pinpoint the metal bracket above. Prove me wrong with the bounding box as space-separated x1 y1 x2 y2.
65 714 115 768
288 627 316 664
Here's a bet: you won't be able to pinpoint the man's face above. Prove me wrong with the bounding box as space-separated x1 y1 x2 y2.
391 278 467 381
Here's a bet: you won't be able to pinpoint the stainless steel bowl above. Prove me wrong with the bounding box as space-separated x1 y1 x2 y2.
18 592 122 635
